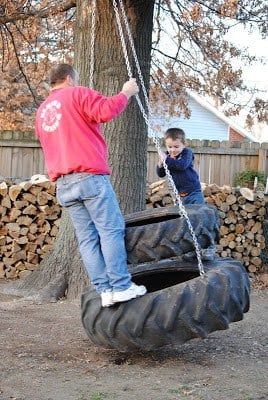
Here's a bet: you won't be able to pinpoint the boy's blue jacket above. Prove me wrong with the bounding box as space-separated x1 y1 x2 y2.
156 147 202 195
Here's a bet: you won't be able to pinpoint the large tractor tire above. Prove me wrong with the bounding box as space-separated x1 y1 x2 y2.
81 205 250 352
81 258 250 352
124 204 220 264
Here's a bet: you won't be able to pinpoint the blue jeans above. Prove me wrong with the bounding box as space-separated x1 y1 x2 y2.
179 190 216 258
180 190 205 205
56 172 132 293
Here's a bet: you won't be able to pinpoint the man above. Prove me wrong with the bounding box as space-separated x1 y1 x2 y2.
35 63 146 307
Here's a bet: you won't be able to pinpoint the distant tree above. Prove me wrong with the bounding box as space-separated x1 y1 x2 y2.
1 1 267 133
150 1 268 129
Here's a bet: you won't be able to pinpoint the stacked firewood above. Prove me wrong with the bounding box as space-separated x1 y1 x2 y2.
0 175 61 279
0 176 267 279
146 179 267 274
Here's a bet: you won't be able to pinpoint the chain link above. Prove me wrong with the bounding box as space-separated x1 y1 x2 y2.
117 0 152 116
112 0 205 276
89 0 96 88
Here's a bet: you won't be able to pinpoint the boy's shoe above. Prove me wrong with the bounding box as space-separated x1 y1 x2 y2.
201 247 216 261
113 283 147 304
101 291 114 307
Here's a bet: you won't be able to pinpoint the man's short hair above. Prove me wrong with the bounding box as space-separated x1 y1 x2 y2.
49 64 77 86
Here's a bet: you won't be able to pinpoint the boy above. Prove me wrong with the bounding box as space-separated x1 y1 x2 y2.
157 127 204 204
156 127 216 261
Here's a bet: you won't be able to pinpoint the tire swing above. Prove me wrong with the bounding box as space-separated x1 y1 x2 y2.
81 0 250 352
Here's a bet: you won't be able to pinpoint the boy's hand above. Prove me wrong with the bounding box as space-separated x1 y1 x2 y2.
158 150 167 166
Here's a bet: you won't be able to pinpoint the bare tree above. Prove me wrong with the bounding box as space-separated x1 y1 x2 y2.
1 1 267 130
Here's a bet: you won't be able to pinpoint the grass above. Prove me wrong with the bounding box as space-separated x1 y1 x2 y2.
91 393 107 400
168 385 192 395
75 390 119 400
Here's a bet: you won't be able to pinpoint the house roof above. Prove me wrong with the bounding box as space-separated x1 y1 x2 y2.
188 91 259 143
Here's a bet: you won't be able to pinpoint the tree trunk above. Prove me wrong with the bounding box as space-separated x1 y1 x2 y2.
0 0 155 301
75 0 155 214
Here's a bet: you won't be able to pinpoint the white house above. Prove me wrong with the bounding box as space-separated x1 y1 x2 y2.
149 91 259 142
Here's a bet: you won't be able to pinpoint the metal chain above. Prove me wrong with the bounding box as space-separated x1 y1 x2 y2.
117 0 151 116
89 0 96 88
112 0 132 76
112 0 150 118
112 0 204 276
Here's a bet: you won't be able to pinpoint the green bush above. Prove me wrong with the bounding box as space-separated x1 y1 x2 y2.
233 169 266 188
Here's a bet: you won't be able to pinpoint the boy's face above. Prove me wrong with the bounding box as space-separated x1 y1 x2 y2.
165 138 185 158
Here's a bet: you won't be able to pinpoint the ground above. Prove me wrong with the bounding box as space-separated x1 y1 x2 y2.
0 288 267 400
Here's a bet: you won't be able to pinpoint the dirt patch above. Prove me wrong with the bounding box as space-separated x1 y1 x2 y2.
0 288 267 400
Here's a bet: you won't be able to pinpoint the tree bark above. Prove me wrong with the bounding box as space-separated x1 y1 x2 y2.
75 0 155 214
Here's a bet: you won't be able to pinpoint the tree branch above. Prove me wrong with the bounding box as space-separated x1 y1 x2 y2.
0 0 76 24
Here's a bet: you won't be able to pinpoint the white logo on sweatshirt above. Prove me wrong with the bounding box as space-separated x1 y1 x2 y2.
41 100 62 132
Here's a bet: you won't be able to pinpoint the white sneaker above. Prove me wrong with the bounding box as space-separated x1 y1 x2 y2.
101 291 114 307
113 283 147 304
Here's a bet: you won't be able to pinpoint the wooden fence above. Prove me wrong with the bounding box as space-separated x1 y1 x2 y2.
1 131 268 186
0 131 46 180
148 138 268 186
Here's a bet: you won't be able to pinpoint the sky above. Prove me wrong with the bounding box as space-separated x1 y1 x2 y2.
223 26 268 142
225 26 268 98
231 28 267 89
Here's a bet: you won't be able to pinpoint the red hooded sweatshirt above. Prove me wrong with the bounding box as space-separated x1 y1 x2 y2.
35 86 128 181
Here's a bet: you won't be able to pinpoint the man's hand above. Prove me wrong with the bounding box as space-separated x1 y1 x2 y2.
121 78 139 99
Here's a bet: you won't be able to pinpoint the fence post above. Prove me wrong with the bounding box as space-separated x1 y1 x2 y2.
258 144 268 173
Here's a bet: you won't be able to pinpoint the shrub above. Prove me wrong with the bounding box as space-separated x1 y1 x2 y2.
233 169 266 188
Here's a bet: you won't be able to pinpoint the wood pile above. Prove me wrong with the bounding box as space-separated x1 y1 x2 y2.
146 179 267 275
0 175 61 279
0 175 267 279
